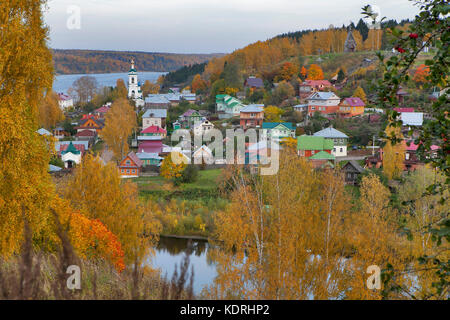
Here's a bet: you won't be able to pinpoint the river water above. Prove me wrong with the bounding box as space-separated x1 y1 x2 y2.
149 237 217 295
53 71 167 94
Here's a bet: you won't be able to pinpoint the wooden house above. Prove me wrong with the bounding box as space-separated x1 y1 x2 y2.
118 152 143 178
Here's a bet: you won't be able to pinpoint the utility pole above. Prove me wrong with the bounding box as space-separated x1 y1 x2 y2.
372 135 375 156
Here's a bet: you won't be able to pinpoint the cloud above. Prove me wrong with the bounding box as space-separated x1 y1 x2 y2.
44 0 419 53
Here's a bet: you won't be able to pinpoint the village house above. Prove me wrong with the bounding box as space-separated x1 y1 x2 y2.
313 127 349 157
93 104 111 119
60 141 82 169
399 112 424 127
240 105 264 129
262 122 295 140
137 136 164 154
179 109 203 129
297 135 334 158
308 151 335 169
145 95 171 108
141 125 167 138
75 129 97 146
75 115 104 134
52 127 69 140
136 152 163 168
142 109 167 130
37 128 52 137
193 120 215 136
299 80 333 100
293 104 308 113
57 93 73 110
216 94 246 119
118 151 143 178
338 97 365 117
307 92 341 117
193 145 214 164
244 76 264 91
341 160 365 185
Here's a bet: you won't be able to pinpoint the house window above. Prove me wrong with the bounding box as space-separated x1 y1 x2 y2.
406 153 410 160
121 169 124 173
126 169 130 174
126 160 131 165
132 169 135 174
340 148 343 153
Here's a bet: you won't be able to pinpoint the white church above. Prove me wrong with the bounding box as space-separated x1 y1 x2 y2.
128 59 145 108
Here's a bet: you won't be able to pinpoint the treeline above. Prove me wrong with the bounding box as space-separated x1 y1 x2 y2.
161 62 207 88
52 49 223 74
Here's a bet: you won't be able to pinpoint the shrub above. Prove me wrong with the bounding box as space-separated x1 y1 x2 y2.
181 165 199 183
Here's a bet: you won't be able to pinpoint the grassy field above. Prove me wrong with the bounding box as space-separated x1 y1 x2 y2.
133 169 223 197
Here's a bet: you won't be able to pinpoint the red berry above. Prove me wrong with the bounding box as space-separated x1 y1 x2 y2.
409 33 418 39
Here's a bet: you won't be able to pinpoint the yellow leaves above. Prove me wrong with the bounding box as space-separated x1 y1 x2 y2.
383 126 405 180
353 86 368 104
160 152 186 181
264 105 284 122
63 154 161 265
38 91 65 129
100 98 136 161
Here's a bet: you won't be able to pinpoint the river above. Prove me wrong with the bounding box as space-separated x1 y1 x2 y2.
53 71 167 94
149 237 217 295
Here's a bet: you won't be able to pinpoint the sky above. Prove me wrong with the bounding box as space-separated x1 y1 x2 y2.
44 0 420 54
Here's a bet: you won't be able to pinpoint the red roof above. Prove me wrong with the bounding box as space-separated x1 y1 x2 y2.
94 105 110 114
138 141 163 154
76 130 97 137
302 80 332 87
406 142 440 151
141 126 167 134
394 108 415 113
343 97 365 107
120 152 143 168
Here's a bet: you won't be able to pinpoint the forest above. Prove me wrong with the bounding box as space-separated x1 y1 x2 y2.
52 49 224 74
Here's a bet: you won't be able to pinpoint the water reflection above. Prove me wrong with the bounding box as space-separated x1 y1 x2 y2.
150 237 217 294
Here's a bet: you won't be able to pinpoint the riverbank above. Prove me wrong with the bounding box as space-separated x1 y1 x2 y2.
134 169 228 238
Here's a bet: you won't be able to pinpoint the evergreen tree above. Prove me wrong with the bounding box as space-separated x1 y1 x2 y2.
356 18 370 41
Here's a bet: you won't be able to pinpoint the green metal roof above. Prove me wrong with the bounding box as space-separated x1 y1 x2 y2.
262 122 294 130
129 68 137 73
297 136 334 151
61 141 80 155
309 151 335 160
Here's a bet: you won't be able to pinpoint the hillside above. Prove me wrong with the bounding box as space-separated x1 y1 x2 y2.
52 49 224 75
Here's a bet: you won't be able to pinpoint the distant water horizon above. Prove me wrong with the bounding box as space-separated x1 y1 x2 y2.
53 71 167 95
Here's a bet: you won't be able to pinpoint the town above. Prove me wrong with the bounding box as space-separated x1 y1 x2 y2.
0 0 448 303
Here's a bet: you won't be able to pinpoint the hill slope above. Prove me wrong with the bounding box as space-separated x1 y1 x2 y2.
52 49 224 75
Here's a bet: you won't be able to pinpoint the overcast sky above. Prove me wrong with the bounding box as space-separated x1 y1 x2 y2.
44 0 419 54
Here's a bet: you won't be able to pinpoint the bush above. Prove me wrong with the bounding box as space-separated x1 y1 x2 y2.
181 165 199 183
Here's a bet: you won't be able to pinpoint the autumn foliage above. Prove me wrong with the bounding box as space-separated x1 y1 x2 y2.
306 64 324 80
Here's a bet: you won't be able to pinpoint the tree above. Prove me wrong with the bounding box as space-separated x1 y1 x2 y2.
116 79 128 99
307 64 324 80
191 74 207 94
142 80 160 96
101 98 136 161
38 91 65 129
353 86 368 104
382 126 405 180
160 152 187 181
63 154 161 265
0 0 56 257
270 81 295 105
264 106 284 122
356 18 370 41
412 64 431 85
181 164 199 183
277 62 298 81
300 66 308 80
337 68 346 82
363 1 449 297
72 76 98 106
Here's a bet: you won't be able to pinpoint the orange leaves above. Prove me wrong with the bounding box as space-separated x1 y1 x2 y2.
277 62 299 81
306 64 324 80
191 74 207 93
413 64 431 84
